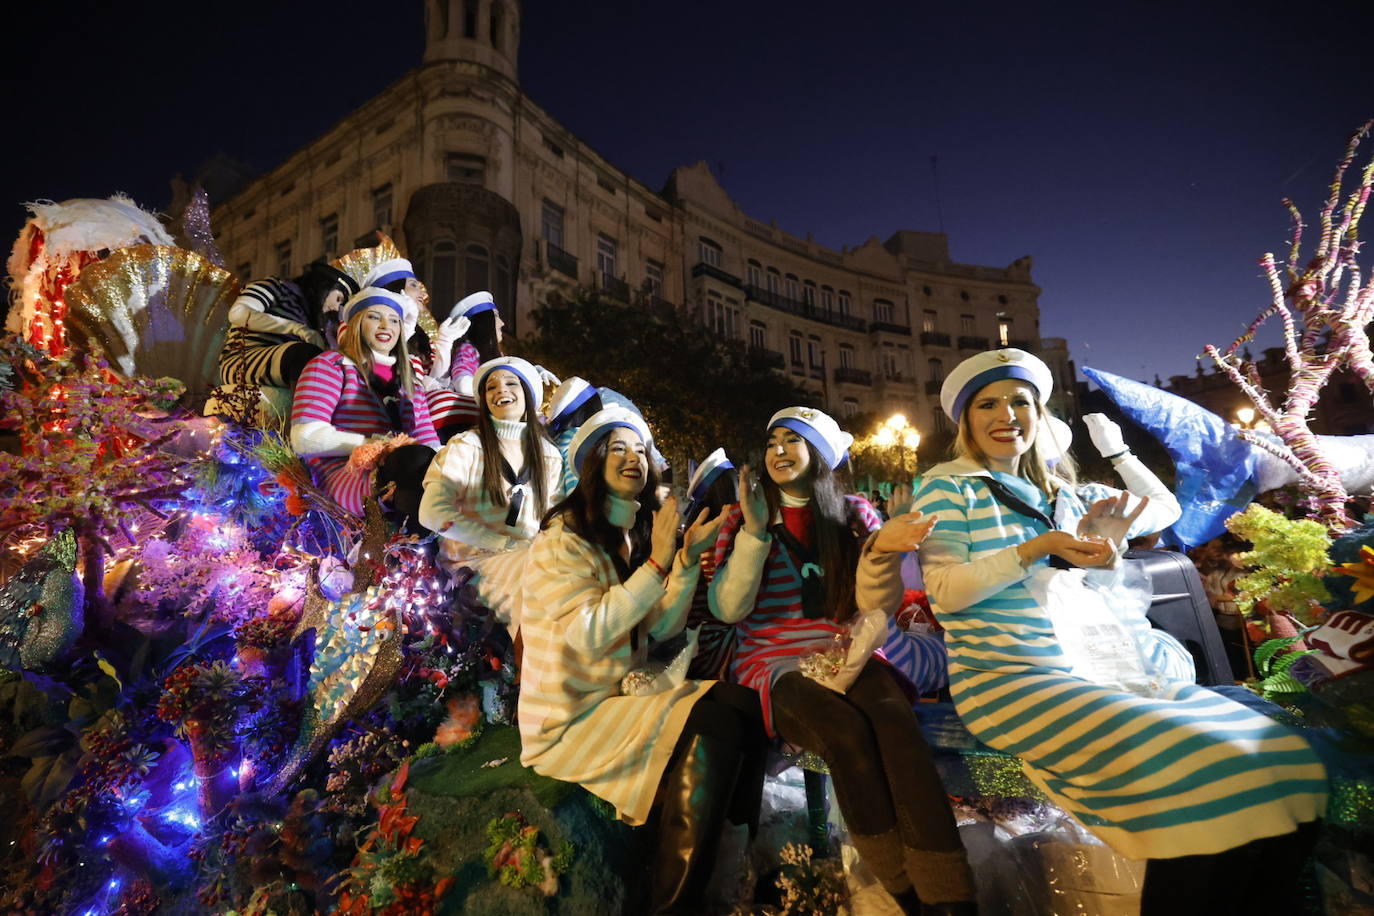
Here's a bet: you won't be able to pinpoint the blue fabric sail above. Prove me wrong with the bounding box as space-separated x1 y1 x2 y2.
1082 367 1257 547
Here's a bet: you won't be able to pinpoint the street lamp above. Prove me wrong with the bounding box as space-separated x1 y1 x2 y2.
881 413 921 483
1233 405 1271 433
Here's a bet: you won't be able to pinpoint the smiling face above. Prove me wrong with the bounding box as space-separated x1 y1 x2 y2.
603 427 648 499
964 378 1040 473
765 425 814 496
483 369 526 421
358 306 402 355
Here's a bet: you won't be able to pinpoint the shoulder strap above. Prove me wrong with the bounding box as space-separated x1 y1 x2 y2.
979 476 1074 569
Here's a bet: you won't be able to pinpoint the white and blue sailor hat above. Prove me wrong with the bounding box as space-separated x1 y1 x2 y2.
547 376 599 432
685 447 735 515
940 348 1053 422
767 407 854 470
363 258 419 290
475 356 544 408
450 290 497 320
567 406 653 474
343 287 408 323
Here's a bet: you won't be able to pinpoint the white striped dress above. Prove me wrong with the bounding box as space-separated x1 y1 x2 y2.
289 351 439 515
911 456 1327 859
517 512 713 825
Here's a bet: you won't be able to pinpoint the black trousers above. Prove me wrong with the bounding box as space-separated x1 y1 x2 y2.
376 443 436 533
1142 821 1320 915
660 682 767 830
771 661 961 852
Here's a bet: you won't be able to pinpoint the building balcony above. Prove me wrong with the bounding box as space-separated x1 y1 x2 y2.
957 334 991 350
834 367 873 386
870 321 911 336
691 261 743 288
743 284 868 332
809 365 826 380
750 346 786 369
1008 338 1035 350
546 241 578 279
597 272 631 302
924 379 942 395
647 295 677 320
919 330 951 347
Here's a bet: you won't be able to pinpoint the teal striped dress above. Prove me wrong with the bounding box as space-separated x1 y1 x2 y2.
911 457 1326 859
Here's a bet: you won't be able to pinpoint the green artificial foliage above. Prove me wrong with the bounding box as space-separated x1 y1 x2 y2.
1253 634 1318 701
1226 504 1332 624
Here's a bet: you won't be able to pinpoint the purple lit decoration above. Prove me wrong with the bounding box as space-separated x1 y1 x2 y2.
180 187 225 267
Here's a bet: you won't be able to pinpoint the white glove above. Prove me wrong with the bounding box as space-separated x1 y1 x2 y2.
536 365 562 391
431 313 471 378
1083 413 1128 458
436 313 470 346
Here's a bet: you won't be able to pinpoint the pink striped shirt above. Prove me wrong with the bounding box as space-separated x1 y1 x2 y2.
291 351 439 514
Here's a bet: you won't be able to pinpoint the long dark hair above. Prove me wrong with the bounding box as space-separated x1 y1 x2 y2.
759 438 861 622
294 261 350 329
543 435 662 582
461 309 503 364
474 374 550 515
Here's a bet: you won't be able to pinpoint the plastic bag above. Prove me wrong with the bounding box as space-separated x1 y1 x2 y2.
799 610 887 694
621 626 699 696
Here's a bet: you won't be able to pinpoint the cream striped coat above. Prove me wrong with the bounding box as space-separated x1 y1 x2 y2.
517 514 712 825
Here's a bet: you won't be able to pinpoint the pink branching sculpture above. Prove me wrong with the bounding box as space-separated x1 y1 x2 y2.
1205 119 1374 532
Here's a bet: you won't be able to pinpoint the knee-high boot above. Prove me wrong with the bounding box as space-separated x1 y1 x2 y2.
650 732 742 914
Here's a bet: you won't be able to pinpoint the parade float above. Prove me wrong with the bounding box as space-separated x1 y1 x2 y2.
0 122 1372 914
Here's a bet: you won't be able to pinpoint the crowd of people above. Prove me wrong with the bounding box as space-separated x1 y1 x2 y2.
216 259 1327 915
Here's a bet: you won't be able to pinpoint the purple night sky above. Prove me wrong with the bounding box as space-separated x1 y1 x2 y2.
3 0 1371 384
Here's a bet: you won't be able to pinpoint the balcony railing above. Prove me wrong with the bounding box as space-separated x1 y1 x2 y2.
690 261 743 288
598 272 631 302
834 367 873 386
647 295 677 320
744 284 867 332
870 321 911 336
546 241 578 278
750 347 786 369
809 366 826 380
957 334 990 350
919 330 951 347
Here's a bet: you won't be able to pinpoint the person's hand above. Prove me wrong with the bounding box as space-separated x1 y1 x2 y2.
682 506 727 563
1078 493 1148 544
1018 530 1116 568
1083 414 1128 458
650 494 681 571
888 482 914 516
295 325 326 348
536 365 562 391
435 313 470 349
871 511 936 555
737 465 769 536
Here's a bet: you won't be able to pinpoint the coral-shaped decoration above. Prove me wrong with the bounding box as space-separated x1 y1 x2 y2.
483 811 568 895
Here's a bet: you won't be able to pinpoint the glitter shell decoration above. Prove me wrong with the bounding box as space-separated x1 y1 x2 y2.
330 232 438 340
64 244 240 394
330 231 403 289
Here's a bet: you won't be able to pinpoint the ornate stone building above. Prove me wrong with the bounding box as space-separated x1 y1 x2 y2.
209 0 1074 437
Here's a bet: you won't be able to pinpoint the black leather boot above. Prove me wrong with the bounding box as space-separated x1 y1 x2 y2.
649 732 742 914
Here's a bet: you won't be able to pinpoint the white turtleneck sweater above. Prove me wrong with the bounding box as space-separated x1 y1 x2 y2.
419 415 563 565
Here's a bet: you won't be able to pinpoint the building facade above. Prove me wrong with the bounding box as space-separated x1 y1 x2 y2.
209 0 1073 438
1165 348 1372 436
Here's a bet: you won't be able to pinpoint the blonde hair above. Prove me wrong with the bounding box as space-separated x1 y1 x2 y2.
338 306 416 397
953 391 1077 498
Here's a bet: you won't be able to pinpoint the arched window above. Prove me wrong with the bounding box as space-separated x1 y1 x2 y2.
698 236 723 267
784 274 799 302
465 243 490 293
495 254 514 333
746 259 762 288
430 241 457 310
490 1 504 49
766 267 780 295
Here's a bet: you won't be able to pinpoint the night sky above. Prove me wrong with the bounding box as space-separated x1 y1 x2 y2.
3 0 1371 384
